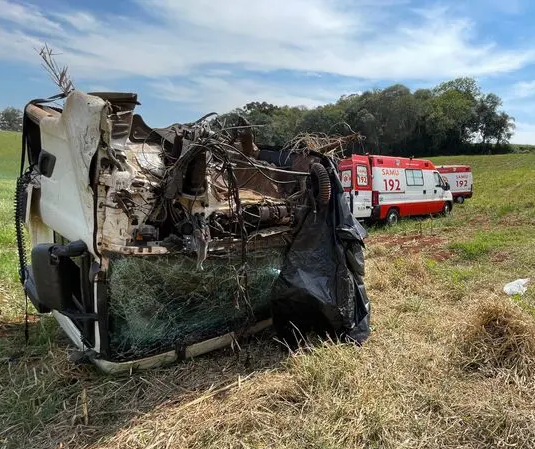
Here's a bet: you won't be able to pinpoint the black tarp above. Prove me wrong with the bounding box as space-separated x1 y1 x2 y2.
270 155 370 346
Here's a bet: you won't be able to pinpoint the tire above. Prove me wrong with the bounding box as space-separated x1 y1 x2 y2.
385 208 400 226
442 202 452 215
455 196 465 204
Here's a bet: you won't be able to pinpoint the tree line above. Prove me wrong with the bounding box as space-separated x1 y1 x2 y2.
1 77 517 156
220 77 516 156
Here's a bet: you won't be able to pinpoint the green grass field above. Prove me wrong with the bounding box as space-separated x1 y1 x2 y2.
1 130 535 448
0 131 24 321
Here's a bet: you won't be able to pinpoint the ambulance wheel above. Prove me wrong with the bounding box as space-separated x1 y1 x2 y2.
456 196 465 204
442 202 452 215
386 208 399 226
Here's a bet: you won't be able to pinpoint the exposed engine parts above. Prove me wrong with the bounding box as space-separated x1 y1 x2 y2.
91 99 327 262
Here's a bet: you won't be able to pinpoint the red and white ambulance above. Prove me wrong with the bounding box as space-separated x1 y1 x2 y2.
436 165 473 203
339 155 453 225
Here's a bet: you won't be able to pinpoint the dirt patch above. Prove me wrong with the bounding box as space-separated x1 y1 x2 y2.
490 251 509 263
431 250 455 262
497 215 535 227
368 233 444 247
368 233 452 260
468 215 492 228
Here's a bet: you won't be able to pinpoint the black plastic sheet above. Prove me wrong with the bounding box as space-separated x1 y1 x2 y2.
271 156 370 346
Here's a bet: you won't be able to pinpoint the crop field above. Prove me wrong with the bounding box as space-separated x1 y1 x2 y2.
1 130 535 448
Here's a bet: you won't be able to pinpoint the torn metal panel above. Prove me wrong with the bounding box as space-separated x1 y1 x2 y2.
28 92 107 255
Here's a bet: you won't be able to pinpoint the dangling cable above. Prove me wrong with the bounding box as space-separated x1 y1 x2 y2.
15 177 30 343
16 115 31 343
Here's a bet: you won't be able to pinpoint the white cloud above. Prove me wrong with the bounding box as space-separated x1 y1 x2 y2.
510 80 535 99
150 76 350 113
2 0 531 141
0 0 531 83
51 11 99 32
0 0 62 34
0 28 45 62
511 121 535 144
140 0 359 44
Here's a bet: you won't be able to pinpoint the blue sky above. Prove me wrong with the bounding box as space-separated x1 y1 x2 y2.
1 0 535 143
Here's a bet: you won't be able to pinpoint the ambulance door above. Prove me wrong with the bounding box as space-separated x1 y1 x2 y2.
447 172 461 195
352 163 372 218
340 167 353 211
432 171 447 213
455 172 471 194
340 159 371 219
467 171 474 195
404 168 426 215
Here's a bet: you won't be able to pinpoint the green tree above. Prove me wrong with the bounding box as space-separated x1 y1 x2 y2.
433 77 481 98
475 94 514 144
0 107 23 132
270 106 306 146
244 102 280 116
427 89 476 149
218 77 515 156
297 104 345 135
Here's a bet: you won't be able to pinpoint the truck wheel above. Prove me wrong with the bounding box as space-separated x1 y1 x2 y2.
443 202 452 215
386 208 399 226
456 196 465 204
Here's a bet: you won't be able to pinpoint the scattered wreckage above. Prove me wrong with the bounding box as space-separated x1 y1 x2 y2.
15 89 370 373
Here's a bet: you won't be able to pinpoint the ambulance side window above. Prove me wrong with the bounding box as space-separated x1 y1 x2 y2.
356 165 368 186
405 169 424 186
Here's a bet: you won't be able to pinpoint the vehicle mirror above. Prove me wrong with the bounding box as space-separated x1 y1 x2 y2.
444 181 450 191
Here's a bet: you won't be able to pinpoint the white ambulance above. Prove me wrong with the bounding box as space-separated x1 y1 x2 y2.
339 155 453 225
436 165 473 203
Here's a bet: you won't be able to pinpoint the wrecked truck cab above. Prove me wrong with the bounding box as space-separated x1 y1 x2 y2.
15 90 370 373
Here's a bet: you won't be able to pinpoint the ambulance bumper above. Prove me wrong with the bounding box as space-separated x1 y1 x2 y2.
453 192 472 199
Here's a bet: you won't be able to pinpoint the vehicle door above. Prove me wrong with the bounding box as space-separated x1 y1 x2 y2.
340 159 372 219
432 171 447 213
351 163 372 218
404 168 426 215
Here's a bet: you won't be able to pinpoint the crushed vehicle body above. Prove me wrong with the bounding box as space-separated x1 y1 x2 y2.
15 90 370 373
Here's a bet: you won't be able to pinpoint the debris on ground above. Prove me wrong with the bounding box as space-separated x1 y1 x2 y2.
503 278 530 296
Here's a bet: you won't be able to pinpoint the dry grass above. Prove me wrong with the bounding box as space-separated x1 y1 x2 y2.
37 44 75 95
1 331 285 449
283 132 363 158
4 242 535 449
457 300 535 378
2 153 535 448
